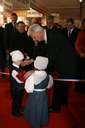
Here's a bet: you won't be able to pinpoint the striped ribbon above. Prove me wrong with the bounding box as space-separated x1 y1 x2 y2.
0 72 10 75
0 71 85 82
54 78 85 82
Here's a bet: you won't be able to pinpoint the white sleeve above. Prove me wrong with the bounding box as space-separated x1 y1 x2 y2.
12 70 23 83
47 75 54 89
26 56 30 60
24 75 34 93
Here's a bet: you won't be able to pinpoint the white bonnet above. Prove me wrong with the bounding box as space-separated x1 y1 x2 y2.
10 50 24 61
34 56 48 70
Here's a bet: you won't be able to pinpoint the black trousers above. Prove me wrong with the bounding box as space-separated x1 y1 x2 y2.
11 89 24 114
51 81 70 111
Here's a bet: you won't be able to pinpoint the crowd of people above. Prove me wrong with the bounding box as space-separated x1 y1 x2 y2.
0 12 85 128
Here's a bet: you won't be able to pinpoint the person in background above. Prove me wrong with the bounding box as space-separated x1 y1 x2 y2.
24 56 53 128
75 19 85 94
27 24 80 112
44 15 59 31
61 18 80 96
10 21 35 71
10 50 34 117
4 12 18 58
62 18 80 48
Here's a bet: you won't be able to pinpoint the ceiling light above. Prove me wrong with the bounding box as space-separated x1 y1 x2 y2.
0 5 4 12
0 5 3 12
79 0 82 2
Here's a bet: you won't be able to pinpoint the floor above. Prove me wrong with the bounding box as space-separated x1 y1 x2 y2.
0 75 85 128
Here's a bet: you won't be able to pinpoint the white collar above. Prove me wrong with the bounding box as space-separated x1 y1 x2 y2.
33 70 47 84
35 70 46 75
12 63 19 68
44 29 47 43
68 27 74 33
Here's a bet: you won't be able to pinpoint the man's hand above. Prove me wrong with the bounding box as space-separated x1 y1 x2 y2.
21 59 34 67
24 70 34 79
80 53 85 58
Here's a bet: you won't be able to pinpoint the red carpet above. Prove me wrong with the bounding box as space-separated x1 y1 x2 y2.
0 75 85 128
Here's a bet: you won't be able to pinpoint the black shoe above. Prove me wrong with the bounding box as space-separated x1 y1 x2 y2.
12 112 23 117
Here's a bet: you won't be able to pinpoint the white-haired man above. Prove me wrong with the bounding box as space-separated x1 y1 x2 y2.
27 24 80 112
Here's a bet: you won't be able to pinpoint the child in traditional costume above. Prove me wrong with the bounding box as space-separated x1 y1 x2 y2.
10 50 33 117
24 56 53 128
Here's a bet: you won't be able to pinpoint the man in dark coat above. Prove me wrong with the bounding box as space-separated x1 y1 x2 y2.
4 13 18 68
10 21 34 71
27 24 80 112
4 12 18 55
43 15 59 31
61 18 81 94
61 18 80 48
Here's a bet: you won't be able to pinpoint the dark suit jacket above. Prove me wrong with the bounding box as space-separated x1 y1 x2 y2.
10 30 34 59
46 29 80 78
61 27 80 48
4 22 16 50
9 30 35 71
36 29 80 79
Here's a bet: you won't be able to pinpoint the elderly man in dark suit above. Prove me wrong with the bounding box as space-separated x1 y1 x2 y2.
27 24 80 112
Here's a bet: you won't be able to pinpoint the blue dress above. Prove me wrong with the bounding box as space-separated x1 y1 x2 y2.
24 75 49 127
